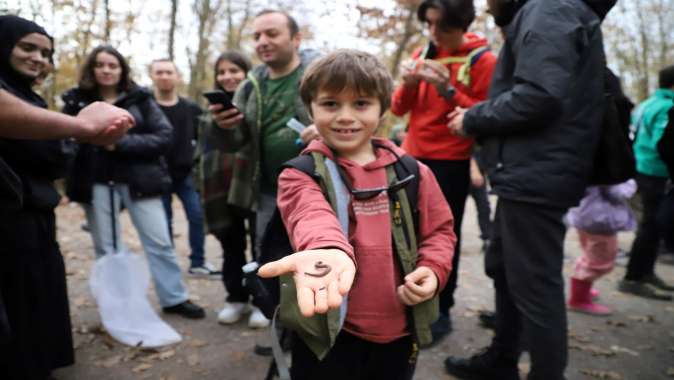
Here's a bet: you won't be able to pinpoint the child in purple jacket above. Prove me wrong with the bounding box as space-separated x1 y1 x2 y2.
565 180 637 315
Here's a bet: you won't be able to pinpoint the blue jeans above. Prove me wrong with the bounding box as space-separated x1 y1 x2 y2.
90 183 189 307
161 175 206 268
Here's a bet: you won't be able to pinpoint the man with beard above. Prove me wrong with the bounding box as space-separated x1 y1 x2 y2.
444 0 615 379
206 9 320 327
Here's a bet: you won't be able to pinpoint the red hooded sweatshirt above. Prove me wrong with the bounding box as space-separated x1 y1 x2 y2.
391 33 497 161
277 138 455 343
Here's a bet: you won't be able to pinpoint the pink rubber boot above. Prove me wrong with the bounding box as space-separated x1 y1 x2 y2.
590 288 600 300
568 278 612 316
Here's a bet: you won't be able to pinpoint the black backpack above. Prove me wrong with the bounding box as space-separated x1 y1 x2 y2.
248 151 420 319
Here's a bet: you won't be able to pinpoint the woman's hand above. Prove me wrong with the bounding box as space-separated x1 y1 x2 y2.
257 249 356 317
209 103 243 129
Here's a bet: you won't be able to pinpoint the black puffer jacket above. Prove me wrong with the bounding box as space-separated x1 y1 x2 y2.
63 86 173 202
464 0 611 208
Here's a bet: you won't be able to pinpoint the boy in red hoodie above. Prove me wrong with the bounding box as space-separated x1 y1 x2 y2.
390 0 497 344
258 50 455 380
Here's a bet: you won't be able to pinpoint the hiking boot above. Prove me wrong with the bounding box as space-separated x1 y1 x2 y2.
217 302 249 324
444 346 520 380
618 279 673 301
248 306 270 329
478 310 496 330
568 278 611 316
188 262 222 280
421 314 452 349
163 300 206 319
642 274 674 291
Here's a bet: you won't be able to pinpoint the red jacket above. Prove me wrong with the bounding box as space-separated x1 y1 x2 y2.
277 138 455 343
391 33 497 161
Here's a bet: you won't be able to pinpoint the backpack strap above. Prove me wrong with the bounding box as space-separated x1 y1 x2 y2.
433 46 490 88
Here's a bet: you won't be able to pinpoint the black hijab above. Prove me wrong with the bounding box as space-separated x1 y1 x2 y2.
0 15 52 107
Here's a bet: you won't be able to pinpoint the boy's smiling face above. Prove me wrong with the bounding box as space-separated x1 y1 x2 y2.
311 89 381 164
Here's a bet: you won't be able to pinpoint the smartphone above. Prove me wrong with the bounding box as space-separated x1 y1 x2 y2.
202 90 237 111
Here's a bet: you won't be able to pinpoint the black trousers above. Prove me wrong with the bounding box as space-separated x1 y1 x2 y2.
625 173 668 280
486 199 567 380
420 159 470 314
470 182 493 241
290 331 416 380
214 208 255 303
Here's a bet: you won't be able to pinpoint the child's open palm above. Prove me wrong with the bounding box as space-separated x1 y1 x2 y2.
257 249 356 317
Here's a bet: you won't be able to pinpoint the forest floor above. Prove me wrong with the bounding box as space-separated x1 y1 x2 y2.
52 197 674 380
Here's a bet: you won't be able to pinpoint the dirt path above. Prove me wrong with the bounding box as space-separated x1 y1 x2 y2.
52 198 674 380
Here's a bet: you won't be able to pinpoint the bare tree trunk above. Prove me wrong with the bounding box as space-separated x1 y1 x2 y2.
635 0 650 101
77 0 101 65
189 0 222 101
168 0 178 60
104 0 111 43
389 4 417 78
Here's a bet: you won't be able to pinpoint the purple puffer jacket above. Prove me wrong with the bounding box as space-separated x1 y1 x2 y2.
565 179 637 234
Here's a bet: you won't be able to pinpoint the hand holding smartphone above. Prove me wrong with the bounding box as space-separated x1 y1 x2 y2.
202 90 238 111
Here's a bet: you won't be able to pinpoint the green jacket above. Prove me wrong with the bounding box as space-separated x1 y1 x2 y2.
206 50 319 212
633 88 674 178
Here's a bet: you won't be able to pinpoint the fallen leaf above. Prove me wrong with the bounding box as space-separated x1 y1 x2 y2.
569 343 616 357
606 320 628 328
159 350 176 360
132 363 153 373
100 354 123 368
187 353 200 367
627 314 656 323
610 345 639 356
580 369 623 379
189 339 208 348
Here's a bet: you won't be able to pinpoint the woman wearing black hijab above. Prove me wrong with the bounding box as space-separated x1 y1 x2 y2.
0 15 75 380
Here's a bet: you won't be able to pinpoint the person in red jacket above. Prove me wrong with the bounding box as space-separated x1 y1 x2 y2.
390 0 497 345
259 49 455 380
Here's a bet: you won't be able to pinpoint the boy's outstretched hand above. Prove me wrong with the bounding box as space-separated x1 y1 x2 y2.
397 266 438 306
257 249 356 317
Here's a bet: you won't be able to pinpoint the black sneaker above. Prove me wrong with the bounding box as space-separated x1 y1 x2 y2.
421 314 452 349
163 300 206 319
643 274 674 291
445 347 520 380
478 310 496 330
618 279 672 301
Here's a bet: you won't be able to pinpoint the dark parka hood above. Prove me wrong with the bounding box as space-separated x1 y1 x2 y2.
582 0 617 20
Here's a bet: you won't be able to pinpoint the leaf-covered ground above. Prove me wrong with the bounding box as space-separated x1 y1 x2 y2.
52 198 674 380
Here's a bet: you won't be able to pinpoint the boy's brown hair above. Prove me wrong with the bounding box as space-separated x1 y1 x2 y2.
300 49 393 116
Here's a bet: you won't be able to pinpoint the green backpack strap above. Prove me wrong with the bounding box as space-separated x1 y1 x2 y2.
387 166 439 348
433 46 490 88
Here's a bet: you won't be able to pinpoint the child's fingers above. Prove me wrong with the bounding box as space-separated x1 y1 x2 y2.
314 286 329 314
326 280 343 309
338 268 356 295
403 279 428 297
297 286 316 317
257 256 295 278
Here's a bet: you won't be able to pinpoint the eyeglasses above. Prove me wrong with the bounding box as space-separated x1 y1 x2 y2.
331 141 416 201
345 173 416 201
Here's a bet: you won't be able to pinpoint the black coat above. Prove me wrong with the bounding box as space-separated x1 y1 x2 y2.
63 86 173 202
464 0 610 208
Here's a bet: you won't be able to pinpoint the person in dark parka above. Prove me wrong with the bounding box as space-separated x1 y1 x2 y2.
0 15 75 380
444 0 615 379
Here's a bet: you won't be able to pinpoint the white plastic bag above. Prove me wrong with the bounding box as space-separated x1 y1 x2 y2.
89 251 182 347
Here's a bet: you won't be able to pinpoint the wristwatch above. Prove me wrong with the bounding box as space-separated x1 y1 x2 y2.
443 84 456 100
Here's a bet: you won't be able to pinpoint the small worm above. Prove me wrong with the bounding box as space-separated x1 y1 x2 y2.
304 261 332 278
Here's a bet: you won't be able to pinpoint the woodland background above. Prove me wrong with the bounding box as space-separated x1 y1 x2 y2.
2 0 673 111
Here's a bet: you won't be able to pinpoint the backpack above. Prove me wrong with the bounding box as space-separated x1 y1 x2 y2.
589 68 637 185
